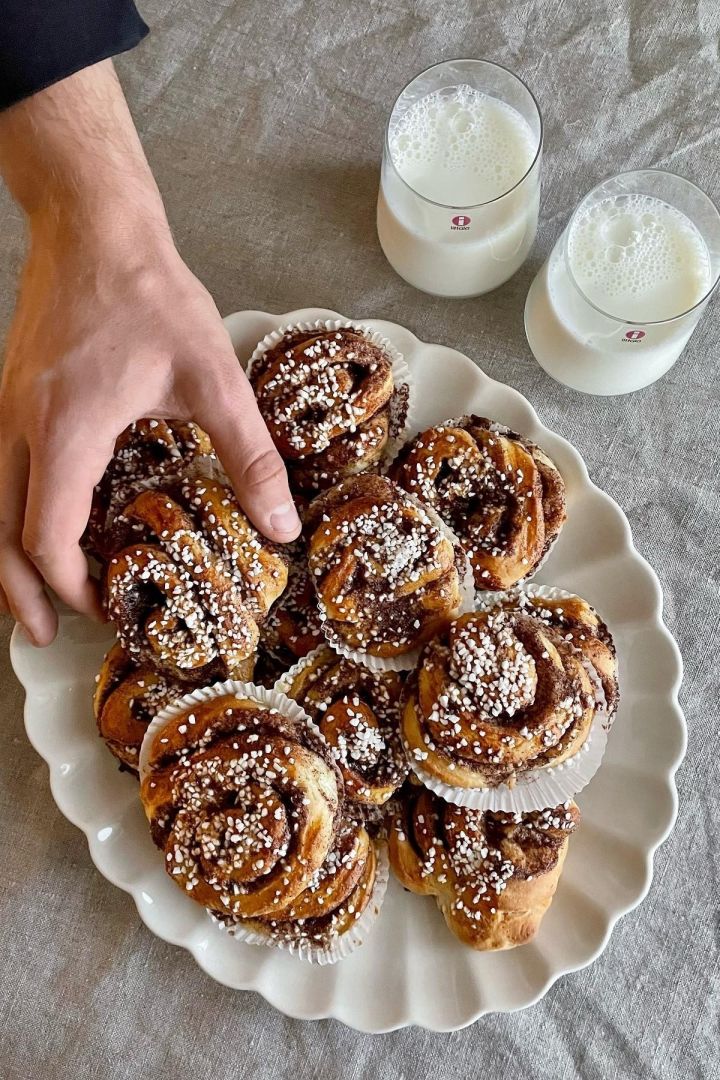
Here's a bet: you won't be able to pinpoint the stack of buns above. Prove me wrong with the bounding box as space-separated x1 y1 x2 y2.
89 321 618 962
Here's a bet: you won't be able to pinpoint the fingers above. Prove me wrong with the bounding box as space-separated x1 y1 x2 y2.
22 431 110 620
0 438 58 645
194 365 301 543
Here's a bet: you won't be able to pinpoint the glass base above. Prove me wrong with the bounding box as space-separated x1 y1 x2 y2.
524 264 682 396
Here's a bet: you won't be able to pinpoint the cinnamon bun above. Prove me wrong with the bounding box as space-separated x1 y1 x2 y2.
401 591 618 791
249 325 407 494
93 642 254 773
388 782 579 950
105 476 288 681
140 692 342 920
284 647 408 806
391 416 565 590
86 419 214 560
306 474 463 658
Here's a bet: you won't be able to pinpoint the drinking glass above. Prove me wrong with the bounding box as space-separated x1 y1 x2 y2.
377 58 543 298
524 169 720 394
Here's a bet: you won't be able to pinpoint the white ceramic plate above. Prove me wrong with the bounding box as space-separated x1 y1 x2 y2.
11 308 686 1032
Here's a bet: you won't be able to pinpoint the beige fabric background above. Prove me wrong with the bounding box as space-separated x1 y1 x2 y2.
1 1 718 1076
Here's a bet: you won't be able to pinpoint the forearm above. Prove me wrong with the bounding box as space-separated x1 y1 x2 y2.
0 60 170 248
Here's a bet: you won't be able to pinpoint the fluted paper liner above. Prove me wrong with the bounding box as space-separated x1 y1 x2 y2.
272 644 331 698
317 494 476 674
405 584 618 813
139 679 388 964
139 678 325 782
246 318 415 465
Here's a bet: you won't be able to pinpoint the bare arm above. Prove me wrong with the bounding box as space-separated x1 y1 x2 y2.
0 60 300 646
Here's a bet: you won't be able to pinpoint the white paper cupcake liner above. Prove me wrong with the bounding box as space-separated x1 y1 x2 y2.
138 679 323 782
246 318 415 461
272 644 331 697
214 840 389 965
319 494 476 674
404 583 618 812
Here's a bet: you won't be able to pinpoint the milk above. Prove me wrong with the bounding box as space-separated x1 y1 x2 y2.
377 85 540 297
525 193 715 394
567 194 712 322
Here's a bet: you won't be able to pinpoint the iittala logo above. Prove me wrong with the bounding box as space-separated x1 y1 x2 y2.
451 214 471 230
622 329 646 342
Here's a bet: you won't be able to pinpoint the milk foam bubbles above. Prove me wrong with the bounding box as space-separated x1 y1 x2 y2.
377 72 541 297
389 86 537 206
567 194 712 321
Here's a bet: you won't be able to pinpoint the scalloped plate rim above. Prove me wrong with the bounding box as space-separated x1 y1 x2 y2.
10 306 686 1032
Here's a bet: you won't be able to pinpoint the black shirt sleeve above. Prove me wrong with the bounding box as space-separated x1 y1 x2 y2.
0 1 149 110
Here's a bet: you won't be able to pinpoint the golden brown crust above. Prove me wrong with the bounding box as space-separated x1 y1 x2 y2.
227 819 380 953
140 694 342 920
104 476 288 681
391 416 566 591
86 419 214 561
401 592 618 789
387 783 579 950
258 561 324 669
285 646 408 806
93 642 255 773
249 327 401 494
306 474 462 657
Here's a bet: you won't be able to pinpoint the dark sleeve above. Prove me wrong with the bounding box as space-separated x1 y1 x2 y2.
0 1 149 110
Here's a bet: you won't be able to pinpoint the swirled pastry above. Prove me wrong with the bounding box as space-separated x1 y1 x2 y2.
225 817 382 960
258 562 324 672
284 647 408 806
105 476 288 681
93 642 254 772
140 693 341 920
388 783 578 949
306 474 463 658
86 419 214 560
401 591 618 790
250 326 407 494
391 416 565 590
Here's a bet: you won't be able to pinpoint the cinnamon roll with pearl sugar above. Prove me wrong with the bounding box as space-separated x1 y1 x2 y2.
401 588 618 807
281 646 408 807
248 322 410 495
85 418 214 561
391 416 566 591
305 474 468 663
388 782 579 950
105 476 288 682
139 686 388 962
140 691 342 921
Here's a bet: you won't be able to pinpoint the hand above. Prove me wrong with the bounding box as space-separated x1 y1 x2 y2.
0 63 300 646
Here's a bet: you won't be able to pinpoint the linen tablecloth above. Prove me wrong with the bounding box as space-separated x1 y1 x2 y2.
1 2 717 1076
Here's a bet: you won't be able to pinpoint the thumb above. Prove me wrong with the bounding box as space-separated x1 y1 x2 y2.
193 364 301 543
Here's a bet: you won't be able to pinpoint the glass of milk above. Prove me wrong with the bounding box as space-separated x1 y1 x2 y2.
524 169 720 394
377 58 542 298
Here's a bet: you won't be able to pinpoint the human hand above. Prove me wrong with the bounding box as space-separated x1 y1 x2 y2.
0 64 300 647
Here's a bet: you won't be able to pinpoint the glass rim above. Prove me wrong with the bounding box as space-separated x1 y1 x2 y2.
383 57 543 211
562 168 720 326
